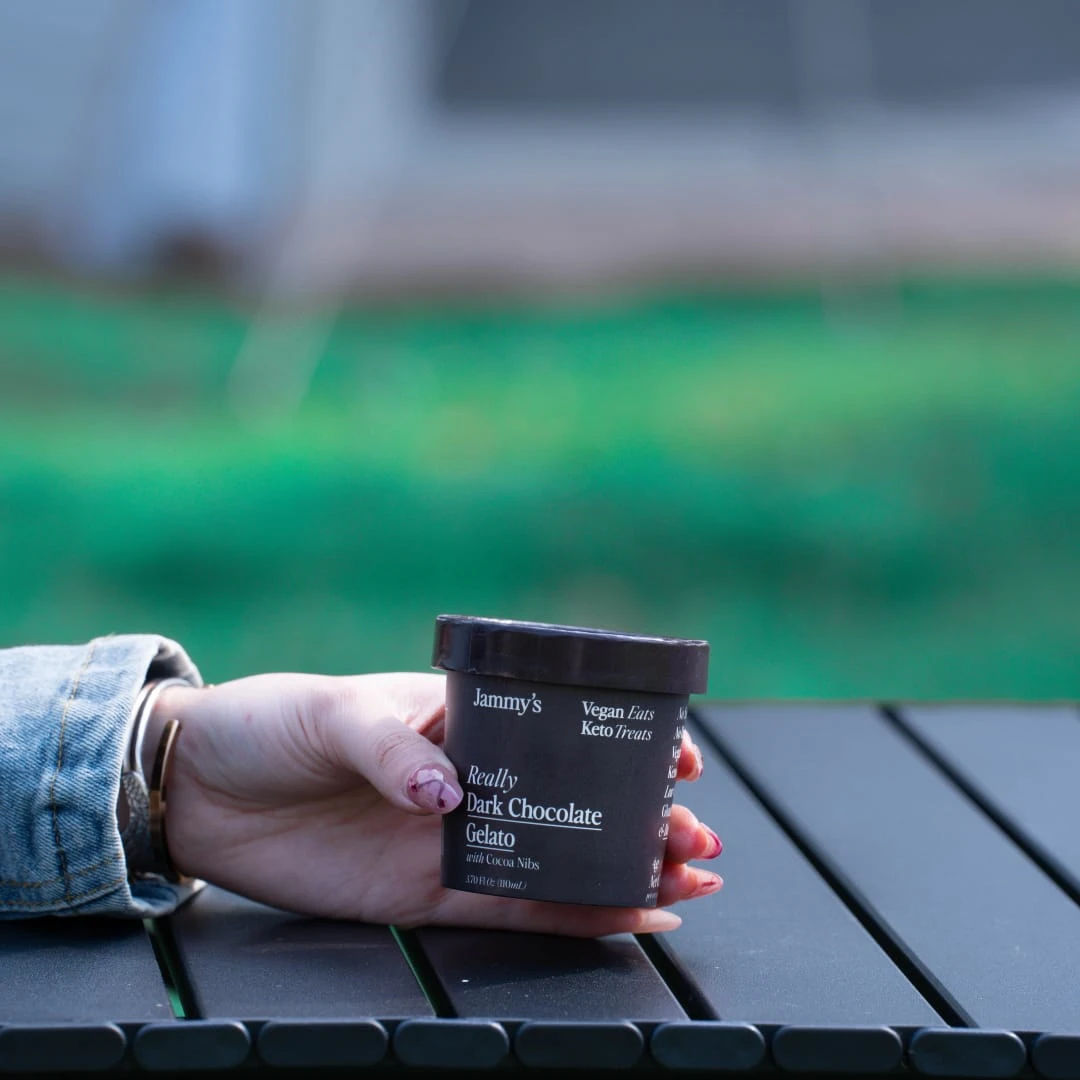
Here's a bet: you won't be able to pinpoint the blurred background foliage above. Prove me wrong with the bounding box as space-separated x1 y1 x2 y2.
4 273 1080 696
3 0 1080 697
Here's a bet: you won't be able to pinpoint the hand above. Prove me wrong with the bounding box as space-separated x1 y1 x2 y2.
156 673 723 936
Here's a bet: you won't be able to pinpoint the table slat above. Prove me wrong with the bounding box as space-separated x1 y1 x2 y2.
896 704 1080 896
0 917 170 1024
698 703 1080 1032
165 887 434 1023
415 928 685 1022
656 718 942 1030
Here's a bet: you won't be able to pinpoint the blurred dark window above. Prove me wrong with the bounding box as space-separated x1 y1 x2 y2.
435 0 1080 113
871 0 1080 103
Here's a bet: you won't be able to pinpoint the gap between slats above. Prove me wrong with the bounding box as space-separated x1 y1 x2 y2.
144 918 197 1019
144 917 455 1023
881 704 1080 911
689 708 971 1030
634 932 717 1020
390 926 456 1017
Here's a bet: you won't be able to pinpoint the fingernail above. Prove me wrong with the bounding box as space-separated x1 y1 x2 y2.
692 743 704 779
691 874 723 899
702 826 723 859
407 766 462 813
640 910 682 933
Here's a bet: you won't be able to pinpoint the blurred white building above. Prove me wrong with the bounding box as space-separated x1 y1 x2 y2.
3 0 1080 295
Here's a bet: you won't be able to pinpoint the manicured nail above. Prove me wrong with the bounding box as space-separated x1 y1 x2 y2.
702 826 723 859
640 910 682 933
691 874 723 899
691 743 704 780
407 766 462 813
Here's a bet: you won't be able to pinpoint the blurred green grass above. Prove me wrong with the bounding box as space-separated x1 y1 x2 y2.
2 273 1080 697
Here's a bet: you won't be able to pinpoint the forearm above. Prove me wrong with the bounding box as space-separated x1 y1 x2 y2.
0 636 201 918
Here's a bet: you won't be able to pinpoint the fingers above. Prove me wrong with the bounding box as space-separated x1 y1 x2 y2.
354 672 448 737
501 901 685 937
661 804 723 906
676 731 704 781
431 856 721 937
657 860 722 907
348 715 463 814
510 870 726 935
323 678 463 815
427 799 723 937
665 803 722 864
430 891 685 938
671 734 720 863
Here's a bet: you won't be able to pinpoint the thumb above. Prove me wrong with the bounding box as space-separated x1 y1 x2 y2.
324 689 463 816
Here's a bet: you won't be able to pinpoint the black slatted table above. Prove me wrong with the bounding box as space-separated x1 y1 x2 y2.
3 702 1080 1076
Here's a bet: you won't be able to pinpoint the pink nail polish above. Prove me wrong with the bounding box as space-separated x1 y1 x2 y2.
408 767 462 813
692 743 704 779
703 826 723 859
692 875 723 899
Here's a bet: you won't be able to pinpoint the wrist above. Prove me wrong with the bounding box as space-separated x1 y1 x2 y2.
146 682 206 880
141 682 201 777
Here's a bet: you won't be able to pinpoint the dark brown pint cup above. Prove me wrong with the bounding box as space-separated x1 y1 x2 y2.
432 615 710 907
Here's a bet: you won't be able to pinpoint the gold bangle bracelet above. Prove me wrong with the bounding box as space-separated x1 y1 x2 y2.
148 718 192 884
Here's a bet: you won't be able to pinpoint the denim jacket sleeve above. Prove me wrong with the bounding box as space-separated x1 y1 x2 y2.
0 635 203 919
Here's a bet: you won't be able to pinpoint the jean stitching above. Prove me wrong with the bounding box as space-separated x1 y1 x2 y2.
0 853 123 889
48 641 97 903
0 874 126 910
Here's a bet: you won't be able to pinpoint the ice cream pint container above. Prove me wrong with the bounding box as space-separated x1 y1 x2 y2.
433 615 710 907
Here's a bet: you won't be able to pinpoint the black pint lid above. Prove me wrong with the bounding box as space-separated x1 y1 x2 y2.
432 615 710 695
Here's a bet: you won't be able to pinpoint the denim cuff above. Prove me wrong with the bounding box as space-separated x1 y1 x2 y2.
0 635 202 919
